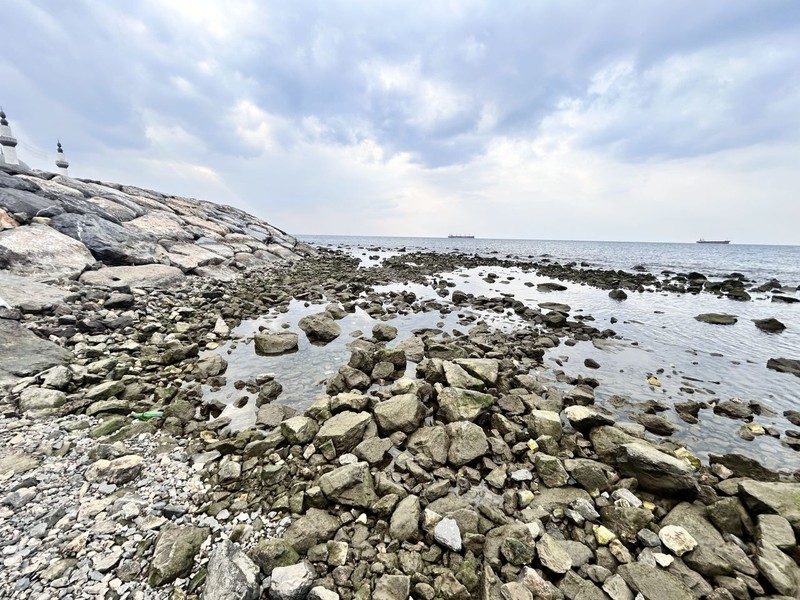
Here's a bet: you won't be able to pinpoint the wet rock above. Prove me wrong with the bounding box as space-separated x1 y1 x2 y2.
767 357 800 377
202 539 260 600
298 313 341 343
616 442 697 497
319 462 377 508
695 313 737 325
753 317 786 332
269 562 315 600
710 453 779 481
374 393 426 434
254 331 299 355
437 387 495 422
372 323 398 341
148 526 209 587
608 289 628 300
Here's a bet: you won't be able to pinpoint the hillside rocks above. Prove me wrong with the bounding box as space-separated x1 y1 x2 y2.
0 165 314 285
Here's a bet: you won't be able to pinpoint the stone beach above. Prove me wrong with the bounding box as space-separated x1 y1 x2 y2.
2 164 800 599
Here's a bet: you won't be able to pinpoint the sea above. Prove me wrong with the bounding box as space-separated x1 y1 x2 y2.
208 236 800 472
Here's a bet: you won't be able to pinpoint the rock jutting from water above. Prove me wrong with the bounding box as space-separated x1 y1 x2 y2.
3 166 800 599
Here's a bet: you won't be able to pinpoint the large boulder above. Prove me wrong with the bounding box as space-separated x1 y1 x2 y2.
739 480 800 533
148 526 209 587
0 319 73 385
50 211 163 265
79 264 185 289
767 357 800 378
616 442 697 497
0 187 56 223
254 332 299 355
318 462 377 508
315 411 372 455
373 393 426 434
202 539 260 600
0 225 94 280
283 509 340 553
437 387 495 422
0 273 72 312
298 313 341 343
617 562 694 600
445 421 488 466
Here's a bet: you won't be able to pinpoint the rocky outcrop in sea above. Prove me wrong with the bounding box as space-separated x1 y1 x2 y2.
2 165 800 600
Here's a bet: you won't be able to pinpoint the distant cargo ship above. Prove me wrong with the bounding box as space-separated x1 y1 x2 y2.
696 239 730 244
448 234 475 239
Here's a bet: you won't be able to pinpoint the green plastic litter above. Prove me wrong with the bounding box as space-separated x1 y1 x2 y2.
129 410 164 421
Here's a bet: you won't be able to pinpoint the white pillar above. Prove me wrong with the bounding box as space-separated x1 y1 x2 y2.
55 141 70 177
0 109 20 165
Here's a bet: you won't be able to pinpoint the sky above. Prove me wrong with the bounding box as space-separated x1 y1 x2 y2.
2 1 799 244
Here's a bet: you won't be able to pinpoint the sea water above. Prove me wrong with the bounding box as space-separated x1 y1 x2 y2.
206 236 800 471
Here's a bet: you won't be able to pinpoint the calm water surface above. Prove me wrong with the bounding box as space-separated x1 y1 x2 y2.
206 236 800 471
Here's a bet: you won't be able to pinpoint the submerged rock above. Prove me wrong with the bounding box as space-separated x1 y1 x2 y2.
694 313 737 325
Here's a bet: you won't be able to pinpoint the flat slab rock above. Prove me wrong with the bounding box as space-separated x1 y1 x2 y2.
0 224 95 281
0 318 73 384
79 264 185 289
0 273 72 311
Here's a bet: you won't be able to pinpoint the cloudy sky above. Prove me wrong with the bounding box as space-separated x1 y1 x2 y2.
2 1 799 243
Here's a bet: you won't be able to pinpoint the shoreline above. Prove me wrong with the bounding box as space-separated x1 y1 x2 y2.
3 246 800 598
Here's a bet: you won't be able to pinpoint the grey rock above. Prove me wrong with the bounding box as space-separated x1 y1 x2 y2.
695 313 737 325
754 540 800 597
18 387 66 415
617 562 694 600
442 361 485 390
319 462 377 508
281 416 320 445
269 562 314 600
757 514 796 549
445 421 488 466
283 509 340 553
616 442 698 497
148 526 209 587
0 224 94 280
453 358 499 385
739 479 800 531
372 323 398 341
50 211 162 265
527 410 563 440
373 574 411 600
0 319 74 379
407 426 450 467
202 539 260 600
84 380 125 402
564 405 614 431
79 264 184 289
537 533 572 574
298 313 341 343
249 539 299 576
389 495 421 542
658 525 697 556
314 411 372 454
84 455 144 484
374 393 426 433
254 332 299 355
0 273 72 312
437 386 495 422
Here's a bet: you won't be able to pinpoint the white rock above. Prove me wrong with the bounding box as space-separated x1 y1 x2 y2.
434 517 462 552
270 562 315 600
658 525 697 556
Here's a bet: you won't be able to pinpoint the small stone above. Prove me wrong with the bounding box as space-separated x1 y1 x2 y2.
658 525 698 556
434 517 462 552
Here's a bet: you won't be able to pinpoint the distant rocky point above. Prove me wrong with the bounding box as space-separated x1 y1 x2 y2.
0 162 315 287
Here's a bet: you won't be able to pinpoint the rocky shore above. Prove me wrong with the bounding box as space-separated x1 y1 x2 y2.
3 168 800 600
